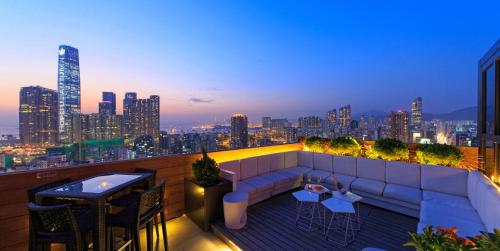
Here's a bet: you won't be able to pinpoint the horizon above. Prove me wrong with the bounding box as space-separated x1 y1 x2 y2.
1 1 499 128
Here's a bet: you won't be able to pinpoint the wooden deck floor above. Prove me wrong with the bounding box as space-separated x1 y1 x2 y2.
212 191 418 251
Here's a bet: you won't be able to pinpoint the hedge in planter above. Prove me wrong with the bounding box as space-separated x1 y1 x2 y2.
416 143 464 167
328 136 361 156
367 138 409 161
304 136 328 152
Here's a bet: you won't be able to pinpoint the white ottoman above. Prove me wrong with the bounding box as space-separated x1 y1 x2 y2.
223 192 249 229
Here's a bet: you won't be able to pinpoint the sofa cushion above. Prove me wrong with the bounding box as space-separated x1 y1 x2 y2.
220 160 241 181
356 158 386 182
313 153 333 172
333 156 356 176
259 172 289 186
298 151 313 168
383 183 421 205
269 153 285 171
304 169 331 182
423 190 472 210
469 172 500 232
236 181 257 195
467 171 482 209
351 178 386 196
385 161 420 188
421 164 468 197
242 176 274 193
284 151 298 168
323 174 356 190
240 157 259 180
280 166 312 175
257 155 271 175
273 169 301 182
421 200 481 225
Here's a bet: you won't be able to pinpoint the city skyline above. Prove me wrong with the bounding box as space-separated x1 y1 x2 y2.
1 1 499 127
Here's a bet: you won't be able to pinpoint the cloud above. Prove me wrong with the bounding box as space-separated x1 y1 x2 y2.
189 97 214 103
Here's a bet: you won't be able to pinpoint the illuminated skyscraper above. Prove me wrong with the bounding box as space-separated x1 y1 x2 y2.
98 101 112 115
102 92 116 115
388 110 410 142
262 117 271 130
339 105 352 128
411 97 422 128
123 92 137 138
129 95 160 140
230 114 248 149
19 86 59 145
326 109 337 129
57 45 81 143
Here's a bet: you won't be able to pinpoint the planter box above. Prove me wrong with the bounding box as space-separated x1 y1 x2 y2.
184 178 232 231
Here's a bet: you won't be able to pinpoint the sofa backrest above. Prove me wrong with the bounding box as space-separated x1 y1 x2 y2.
421 164 468 197
468 171 500 232
298 151 313 168
257 155 271 175
219 160 241 181
313 153 333 172
333 156 356 176
385 161 421 188
270 153 285 171
356 158 386 182
240 157 259 180
284 151 298 168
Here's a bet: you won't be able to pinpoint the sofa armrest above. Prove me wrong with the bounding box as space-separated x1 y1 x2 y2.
221 169 237 192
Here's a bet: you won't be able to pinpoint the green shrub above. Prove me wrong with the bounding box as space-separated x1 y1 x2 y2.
416 143 464 167
367 138 409 161
303 136 328 152
328 136 361 156
192 146 220 187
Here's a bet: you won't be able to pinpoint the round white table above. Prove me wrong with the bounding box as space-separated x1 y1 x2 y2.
223 192 249 229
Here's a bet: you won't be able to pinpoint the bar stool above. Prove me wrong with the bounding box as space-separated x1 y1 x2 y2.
292 190 323 232
322 197 356 247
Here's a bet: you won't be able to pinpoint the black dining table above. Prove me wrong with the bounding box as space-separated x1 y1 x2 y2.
36 172 154 251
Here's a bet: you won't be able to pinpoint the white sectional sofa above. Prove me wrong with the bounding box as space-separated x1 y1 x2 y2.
220 150 500 237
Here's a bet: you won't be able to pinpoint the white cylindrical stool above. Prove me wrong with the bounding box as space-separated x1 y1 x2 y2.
223 192 249 229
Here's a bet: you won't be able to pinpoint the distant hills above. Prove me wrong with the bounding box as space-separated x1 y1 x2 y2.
353 106 477 121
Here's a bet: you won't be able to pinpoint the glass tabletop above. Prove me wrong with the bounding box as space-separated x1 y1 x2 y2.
55 174 142 194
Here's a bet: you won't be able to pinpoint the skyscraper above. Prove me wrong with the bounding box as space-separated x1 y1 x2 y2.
388 110 410 142
57 45 81 143
262 117 271 130
123 92 137 138
326 109 337 130
98 101 112 115
129 95 160 140
102 92 116 115
339 105 352 128
411 97 423 129
230 114 248 149
19 86 59 145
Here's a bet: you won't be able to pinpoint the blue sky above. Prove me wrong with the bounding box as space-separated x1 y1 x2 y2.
0 0 499 127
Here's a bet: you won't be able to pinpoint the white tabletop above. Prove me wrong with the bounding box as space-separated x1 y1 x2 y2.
55 174 142 194
322 198 355 214
292 190 320 203
303 184 329 195
331 191 363 203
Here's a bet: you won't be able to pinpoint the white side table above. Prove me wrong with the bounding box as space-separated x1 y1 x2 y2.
223 192 249 229
331 191 363 230
292 190 322 231
322 197 356 247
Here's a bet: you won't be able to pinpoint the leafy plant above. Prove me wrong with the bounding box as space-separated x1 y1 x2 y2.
328 136 361 156
405 226 500 251
416 143 464 167
304 136 328 152
192 146 220 187
366 138 409 161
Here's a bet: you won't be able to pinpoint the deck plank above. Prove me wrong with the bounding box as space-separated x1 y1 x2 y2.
213 191 418 251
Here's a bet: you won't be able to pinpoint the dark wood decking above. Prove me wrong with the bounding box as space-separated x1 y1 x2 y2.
213 191 418 251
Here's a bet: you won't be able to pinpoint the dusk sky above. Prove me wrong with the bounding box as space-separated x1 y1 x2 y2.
0 0 499 130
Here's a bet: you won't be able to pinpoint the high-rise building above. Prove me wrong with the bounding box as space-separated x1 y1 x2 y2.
326 109 337 129
129 95 160 140
98 101 112 115
123 92 137 138
298 116 323 137
411 97 422 129
57 45 81 143
19 86 59 145
81 113 123 141
388 110 410 142
262 117 271 130
270 119 289 130
102 92 116 115
339 105 352 128
230 114 248 149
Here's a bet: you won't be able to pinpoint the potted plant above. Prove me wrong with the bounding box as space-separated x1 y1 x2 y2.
416 143 464 167
404 225 500 251
185 147 232 231
304 136 328 152
366 138 409 161
328 136 361 157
